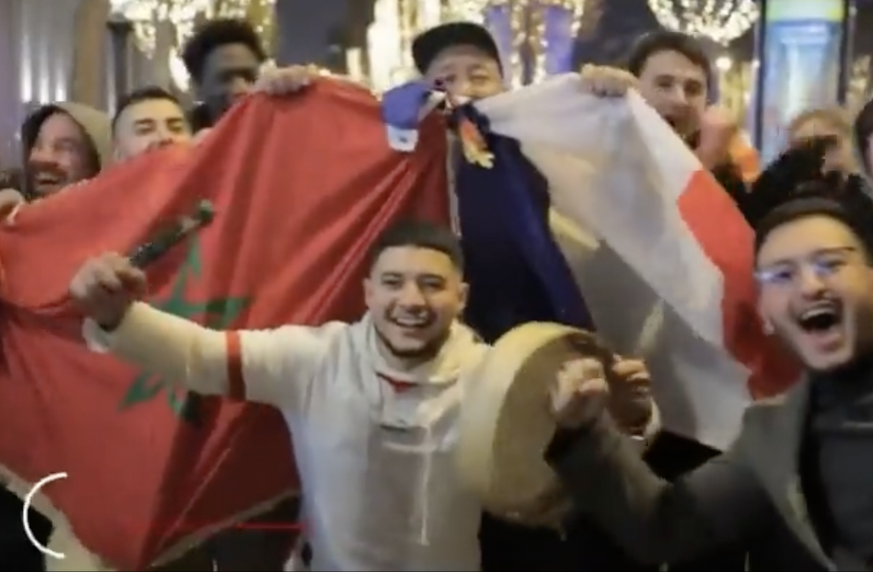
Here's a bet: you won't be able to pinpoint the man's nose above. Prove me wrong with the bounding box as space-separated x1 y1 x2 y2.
448 80 474 100
667 87 690 105
28 147 55 165
398 283 427 305
797 266 827 297
229 77 253 99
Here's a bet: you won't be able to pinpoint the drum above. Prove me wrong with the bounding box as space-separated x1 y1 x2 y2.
456 322 615 526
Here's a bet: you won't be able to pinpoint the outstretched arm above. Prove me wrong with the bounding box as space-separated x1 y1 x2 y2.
84 301 343 408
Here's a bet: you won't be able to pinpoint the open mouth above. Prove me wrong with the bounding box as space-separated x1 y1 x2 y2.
34 173 63 188
389 313 434 330
796 301 843 337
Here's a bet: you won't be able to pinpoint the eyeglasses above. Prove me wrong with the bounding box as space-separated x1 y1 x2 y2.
755 246 861 286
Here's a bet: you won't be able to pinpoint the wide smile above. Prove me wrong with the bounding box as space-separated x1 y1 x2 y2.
35 173 62 187
794 299 845 350
388 312 435 334
391 317 427 327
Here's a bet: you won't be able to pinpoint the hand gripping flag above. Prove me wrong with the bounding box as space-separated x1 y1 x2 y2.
0 79 449 569
469 75 798 449
384 76 797 451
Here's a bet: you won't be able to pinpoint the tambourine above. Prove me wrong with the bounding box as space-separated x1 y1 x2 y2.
456 322 615 526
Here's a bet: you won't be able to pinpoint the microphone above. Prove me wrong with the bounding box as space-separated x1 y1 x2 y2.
128 200 215 268
127 200 215 426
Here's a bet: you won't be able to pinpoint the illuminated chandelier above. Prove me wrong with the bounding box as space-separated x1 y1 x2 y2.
109 0 275 90
648 0 759 45
444 0 491 21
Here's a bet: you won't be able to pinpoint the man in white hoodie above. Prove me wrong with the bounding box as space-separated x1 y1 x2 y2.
69 219 656 571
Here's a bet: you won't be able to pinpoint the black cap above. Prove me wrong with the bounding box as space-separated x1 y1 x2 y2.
412 22 501 74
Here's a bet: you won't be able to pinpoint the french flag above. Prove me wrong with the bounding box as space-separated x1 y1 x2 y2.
384 75 798 450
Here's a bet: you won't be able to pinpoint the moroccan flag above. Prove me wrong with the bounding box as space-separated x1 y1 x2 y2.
0 79 449 568
385 77 797 451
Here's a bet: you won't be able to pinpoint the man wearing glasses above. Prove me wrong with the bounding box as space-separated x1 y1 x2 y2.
544 192 873 570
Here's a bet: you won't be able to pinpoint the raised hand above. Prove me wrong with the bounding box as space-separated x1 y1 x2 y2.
696 105 739 170
69 253 147 330
579 64 638 98
608 357 654 432
550 357 610 429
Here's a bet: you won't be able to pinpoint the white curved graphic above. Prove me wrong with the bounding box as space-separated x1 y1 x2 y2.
23 472 68 560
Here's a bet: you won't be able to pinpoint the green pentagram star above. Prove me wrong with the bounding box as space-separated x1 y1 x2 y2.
119 237 250 424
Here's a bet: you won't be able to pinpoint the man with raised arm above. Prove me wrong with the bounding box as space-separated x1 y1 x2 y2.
69 218 656 571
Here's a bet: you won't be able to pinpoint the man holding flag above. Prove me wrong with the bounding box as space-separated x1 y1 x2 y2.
0 20 789 570
69 219 656 571
395 20 793 572
576 30 761 572
404 20 658 571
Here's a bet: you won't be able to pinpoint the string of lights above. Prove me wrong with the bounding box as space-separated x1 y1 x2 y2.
485 0 589 86
647 0 760 45
109 0 275 90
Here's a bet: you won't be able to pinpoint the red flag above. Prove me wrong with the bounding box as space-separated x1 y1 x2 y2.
0 79 450 568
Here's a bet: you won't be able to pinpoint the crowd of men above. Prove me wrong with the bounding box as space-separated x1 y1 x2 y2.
2 11 873 572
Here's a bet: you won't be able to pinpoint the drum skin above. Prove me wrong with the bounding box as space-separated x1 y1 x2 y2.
456 322 614 525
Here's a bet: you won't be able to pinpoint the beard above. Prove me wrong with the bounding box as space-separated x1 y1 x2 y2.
373 323 451 364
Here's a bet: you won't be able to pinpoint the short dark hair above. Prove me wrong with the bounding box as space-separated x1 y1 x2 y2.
368 220 463 271
754 194 872 262
625 30 712 86
181 18 268 84
112 86 182 132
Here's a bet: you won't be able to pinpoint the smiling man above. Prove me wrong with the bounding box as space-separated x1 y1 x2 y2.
755 200 873 372
21 102 111 198
112 86 192 162
69 219 654 571
182 18 268 132
546 193 873 570
412 21 505 101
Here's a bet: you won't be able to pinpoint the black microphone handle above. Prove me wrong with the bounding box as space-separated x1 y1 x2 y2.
128 200 215 269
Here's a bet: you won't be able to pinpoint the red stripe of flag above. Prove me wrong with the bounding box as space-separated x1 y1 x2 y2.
677 169 799 398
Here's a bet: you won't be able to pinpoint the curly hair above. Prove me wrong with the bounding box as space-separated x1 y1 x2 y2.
181 18 268 84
